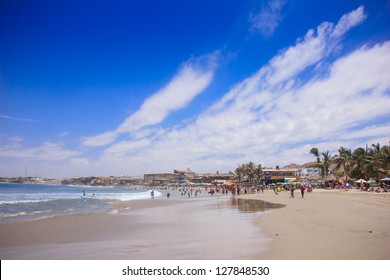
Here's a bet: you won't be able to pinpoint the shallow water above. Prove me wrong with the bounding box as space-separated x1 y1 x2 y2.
0 195 283 259
0 183 163 223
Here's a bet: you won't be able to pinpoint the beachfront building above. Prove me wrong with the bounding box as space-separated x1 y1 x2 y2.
144 168 199 185
199 171 236 184
62 176 98 185
263 168 300 184
114 176 143 186
144 172 181 185
96 176 115 185
297 167 322 181
144 168 236 185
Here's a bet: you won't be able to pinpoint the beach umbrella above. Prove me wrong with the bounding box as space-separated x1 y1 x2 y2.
380 177 390 181
368 179 376 183
355 179 367 183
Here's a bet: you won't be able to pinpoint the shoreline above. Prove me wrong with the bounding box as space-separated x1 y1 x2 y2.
238 189 390 259
0 195 272 259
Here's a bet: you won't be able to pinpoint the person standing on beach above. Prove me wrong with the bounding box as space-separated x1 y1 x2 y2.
290 185 294 198
151 190 154 199
300 184 306 198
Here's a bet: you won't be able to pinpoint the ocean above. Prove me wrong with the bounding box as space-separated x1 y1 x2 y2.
0 183 164 223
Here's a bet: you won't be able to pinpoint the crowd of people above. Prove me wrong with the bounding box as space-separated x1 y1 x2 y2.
147 179 390 200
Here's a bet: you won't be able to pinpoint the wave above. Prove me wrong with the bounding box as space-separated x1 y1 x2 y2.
89 190 163 201
114 190 163 201
0 209 52 219
0 190 162 206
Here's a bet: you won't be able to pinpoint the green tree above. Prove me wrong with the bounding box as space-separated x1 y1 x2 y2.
254 164 263 183
235 164 245 183
333 147 352 181
310 147 332 178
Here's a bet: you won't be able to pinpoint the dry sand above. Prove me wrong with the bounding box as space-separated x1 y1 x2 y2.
239 189 390 259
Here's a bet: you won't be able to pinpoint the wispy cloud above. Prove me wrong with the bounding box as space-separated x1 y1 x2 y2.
0 114 42 123
82 52 219 147
0 138 80 161
250 0 287 37
90 6 390 175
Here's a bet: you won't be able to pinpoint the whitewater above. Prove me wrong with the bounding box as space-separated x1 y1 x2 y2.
0 183 162 223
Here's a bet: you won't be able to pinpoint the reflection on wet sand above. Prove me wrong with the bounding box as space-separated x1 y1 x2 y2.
228 197 285 213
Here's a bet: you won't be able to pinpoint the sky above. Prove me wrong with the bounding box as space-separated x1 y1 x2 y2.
1 0 390 178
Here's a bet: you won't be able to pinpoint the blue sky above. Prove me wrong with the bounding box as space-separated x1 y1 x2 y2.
1 0 390 178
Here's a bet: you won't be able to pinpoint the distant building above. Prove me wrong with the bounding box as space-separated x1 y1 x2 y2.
263 168 300 183
144 173 180 185
144 168 236 185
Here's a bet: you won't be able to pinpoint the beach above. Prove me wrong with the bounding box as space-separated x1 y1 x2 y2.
241 189 390 259
0 195 275 259
0 189 389 260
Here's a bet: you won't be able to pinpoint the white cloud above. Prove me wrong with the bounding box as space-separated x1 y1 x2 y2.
250 0 286 37
332 6 366 38
82 130 118 148
117 65 214 133
82 52 218 148
93 6 390 175
0 139 80 161
0 114 41 123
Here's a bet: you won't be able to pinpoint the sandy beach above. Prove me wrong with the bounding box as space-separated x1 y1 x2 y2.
240 189 390 259
0 189 389 260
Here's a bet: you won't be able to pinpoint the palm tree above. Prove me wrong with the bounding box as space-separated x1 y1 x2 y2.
309 147 332 178
321 151 332 177
254 164 263 183
310 147 320 163
235 164 245 183
378 145 390 177
245 161 256 183
235 162 263 185
310 143 389 182
333 147 352 181
351 146 369 180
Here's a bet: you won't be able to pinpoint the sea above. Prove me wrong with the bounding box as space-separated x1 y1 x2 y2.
0 183 166 223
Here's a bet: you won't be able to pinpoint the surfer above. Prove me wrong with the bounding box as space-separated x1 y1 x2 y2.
92 193 96 199
83 191 86 196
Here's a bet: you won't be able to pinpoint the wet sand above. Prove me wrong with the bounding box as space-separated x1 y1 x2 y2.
0 196 277 260
239 189 390 259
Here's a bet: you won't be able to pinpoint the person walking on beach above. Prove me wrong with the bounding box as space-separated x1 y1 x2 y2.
300 184 306 198
290 185 294 198
151 190 154 199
